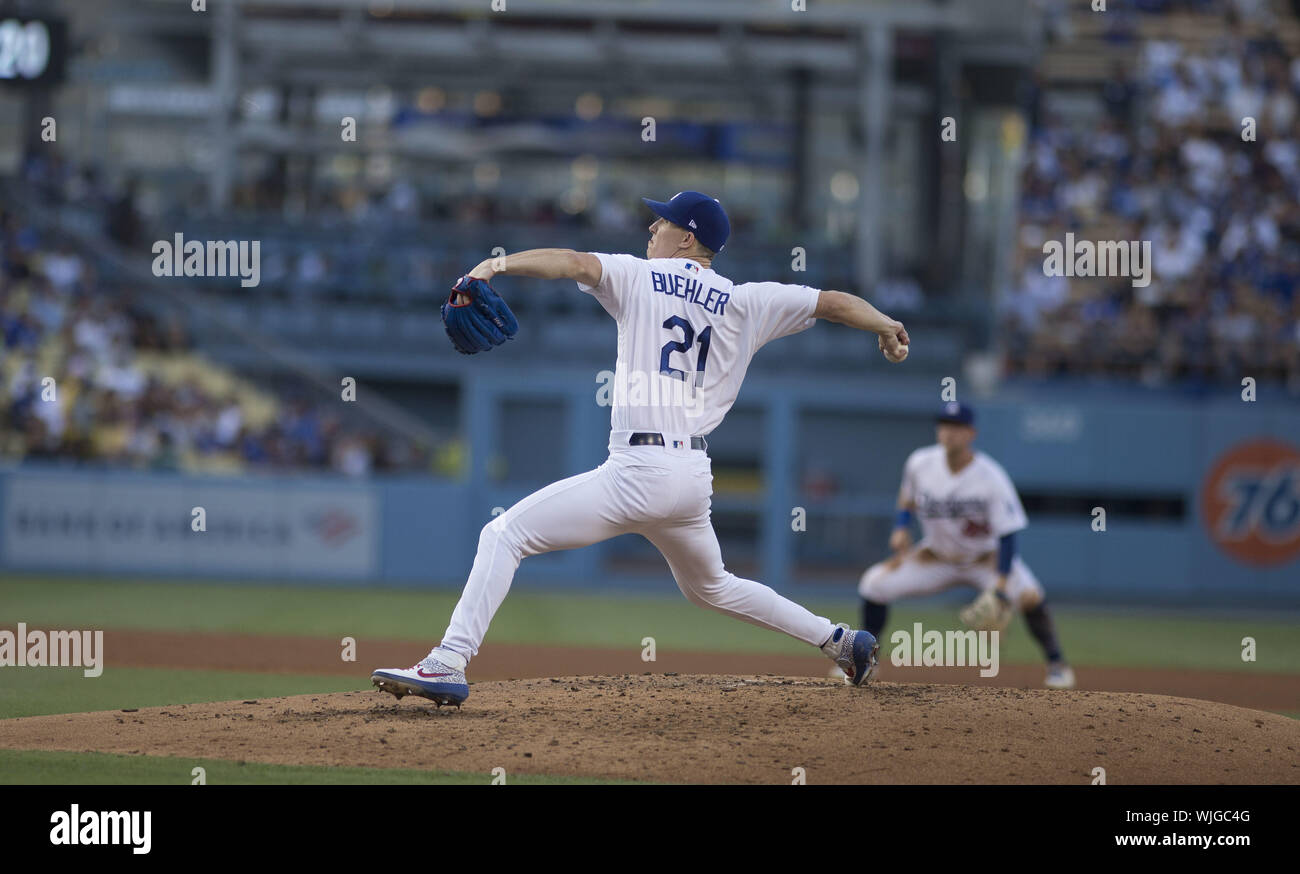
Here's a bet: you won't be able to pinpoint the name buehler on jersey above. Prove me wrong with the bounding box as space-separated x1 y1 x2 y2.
583 253 820 440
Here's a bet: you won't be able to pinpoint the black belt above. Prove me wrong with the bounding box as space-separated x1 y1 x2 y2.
630 432 707 451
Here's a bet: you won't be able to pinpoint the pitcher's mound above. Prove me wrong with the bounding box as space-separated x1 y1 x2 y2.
4 674 1297 784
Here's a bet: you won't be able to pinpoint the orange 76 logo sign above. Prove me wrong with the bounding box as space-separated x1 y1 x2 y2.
1201 440 1300 567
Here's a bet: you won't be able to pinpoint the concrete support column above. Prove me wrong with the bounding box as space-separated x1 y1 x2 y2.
856 23 892 295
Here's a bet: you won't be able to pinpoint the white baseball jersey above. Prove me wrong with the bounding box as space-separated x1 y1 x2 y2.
577 253 819 437
901 444 1028 563
436 251 839 665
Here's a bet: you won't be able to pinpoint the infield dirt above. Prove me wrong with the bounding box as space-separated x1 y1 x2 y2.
89 629 1300 713
3 674 1297 784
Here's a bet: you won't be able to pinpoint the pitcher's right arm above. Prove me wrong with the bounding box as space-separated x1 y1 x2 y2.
813 291 909 363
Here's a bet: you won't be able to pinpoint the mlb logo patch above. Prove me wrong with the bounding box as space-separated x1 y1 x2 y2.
672 440 684 448
684 261 699 273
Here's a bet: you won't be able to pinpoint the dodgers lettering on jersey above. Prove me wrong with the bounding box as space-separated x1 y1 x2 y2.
577 252 819 437
900 445 1028 562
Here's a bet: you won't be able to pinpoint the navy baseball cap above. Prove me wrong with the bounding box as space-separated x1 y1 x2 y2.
936 402 976 426
642 190 730 254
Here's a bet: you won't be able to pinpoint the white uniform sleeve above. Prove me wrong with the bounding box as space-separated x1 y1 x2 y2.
899 449 922 506
735 281 820 350
575 252 643 320
986 460 1029 537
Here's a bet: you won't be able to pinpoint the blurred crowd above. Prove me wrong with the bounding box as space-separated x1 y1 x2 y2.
0 205 431 475
1006 0 1300 389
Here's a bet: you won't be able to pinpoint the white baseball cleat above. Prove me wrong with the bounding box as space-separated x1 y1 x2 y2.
372 647 470 706
1045 662 1075 690
820 623 879 687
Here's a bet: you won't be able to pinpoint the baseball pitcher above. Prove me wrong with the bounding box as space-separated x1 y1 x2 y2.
856 401 1075 688
373 190 910 705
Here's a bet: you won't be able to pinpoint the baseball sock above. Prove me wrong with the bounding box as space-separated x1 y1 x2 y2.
1023 602 1064 663
860 598 888 640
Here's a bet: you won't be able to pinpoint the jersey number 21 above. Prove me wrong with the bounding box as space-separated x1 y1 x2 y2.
659 315 712 388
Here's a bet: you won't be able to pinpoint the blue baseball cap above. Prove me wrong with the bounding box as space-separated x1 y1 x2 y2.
642 190 730 254
936 402 976 426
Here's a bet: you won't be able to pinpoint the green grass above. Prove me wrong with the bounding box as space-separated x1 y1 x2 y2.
0 749 637 785
0 666 362 719
972 607 1300 673
2 575 1298 673
0 574 852 651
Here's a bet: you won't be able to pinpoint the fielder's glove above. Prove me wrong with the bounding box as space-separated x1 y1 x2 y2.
959 588 1013 632
442 275 519 355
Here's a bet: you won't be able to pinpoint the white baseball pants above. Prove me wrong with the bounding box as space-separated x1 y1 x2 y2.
439 439 836 662
858 545 1045 608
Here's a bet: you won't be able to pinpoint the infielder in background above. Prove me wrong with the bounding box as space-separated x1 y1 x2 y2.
373 190 911 705
856 402 1075 689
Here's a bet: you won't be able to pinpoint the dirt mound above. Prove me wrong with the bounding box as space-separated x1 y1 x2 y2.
4 674 1297 784
91 629 1300 713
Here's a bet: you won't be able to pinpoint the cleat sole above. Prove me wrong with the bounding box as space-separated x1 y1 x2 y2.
371 674 467 707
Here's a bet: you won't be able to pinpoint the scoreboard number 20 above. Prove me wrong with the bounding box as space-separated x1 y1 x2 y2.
0 18 52 81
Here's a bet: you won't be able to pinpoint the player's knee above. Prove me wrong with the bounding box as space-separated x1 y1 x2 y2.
673 577 716 609
1017 589 1044 611
678 587 712 609
858 563 893 602
683 571 736 608
691 581 729 608
479 516 521 556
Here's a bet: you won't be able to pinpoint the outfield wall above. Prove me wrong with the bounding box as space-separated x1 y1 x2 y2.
1 379 1297 608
